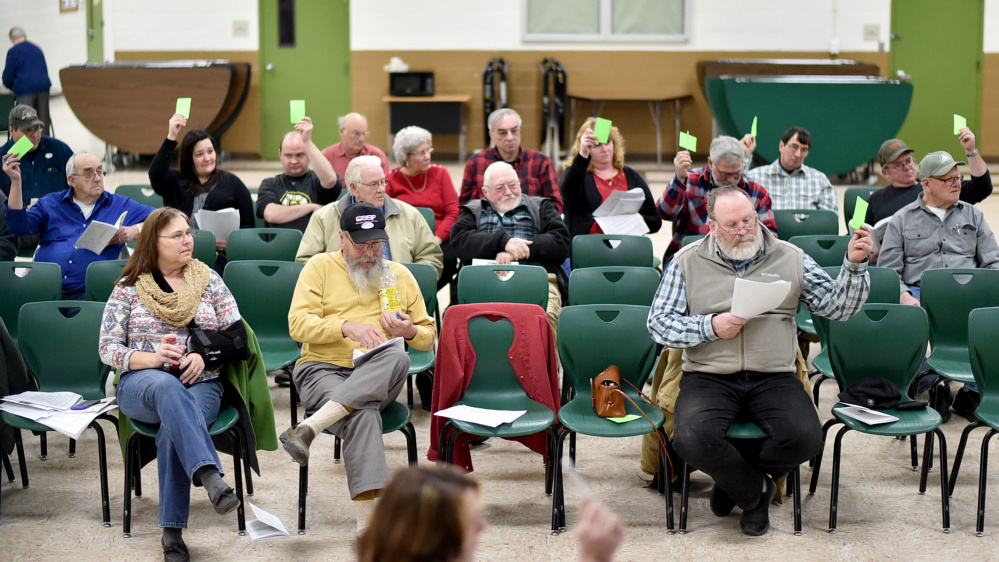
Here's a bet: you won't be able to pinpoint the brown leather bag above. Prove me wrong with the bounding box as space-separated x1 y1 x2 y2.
591 366 627 417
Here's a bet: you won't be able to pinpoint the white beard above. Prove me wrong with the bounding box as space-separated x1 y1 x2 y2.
717 223 763 261
345 254 384 295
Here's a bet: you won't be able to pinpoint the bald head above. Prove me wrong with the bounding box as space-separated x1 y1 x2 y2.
279 131 310 177
339 113 370 157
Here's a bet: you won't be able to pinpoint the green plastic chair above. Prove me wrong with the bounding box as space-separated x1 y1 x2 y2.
948 307 999 536
920 268 999 385
571 234 654 269
553 304 673 533
787 235 851 268
808 303 949 533
1 301 114 526
115 184 163 209
773 209 839 241
680 234 705 248
226 228 303 263
567 266 661 306
192 229 217 268
401 262 438 407
0 261 62 349
456 264 549 309
84 259 128 302
415 206 435 232
842 187 878 230
223 260 304 373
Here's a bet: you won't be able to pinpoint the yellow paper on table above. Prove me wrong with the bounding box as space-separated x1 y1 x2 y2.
954 114 967 135
6 135 34 158
176 98 192 119
750 116 758 137
850 196 869 230
290 100 306 124
679 131 697 152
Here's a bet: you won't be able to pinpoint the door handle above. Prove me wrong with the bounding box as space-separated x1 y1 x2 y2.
265 64 274 71
896 69 911 80
889 33 901 41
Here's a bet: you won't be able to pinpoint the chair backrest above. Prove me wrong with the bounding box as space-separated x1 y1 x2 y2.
0 261 62 346
226 228 303 262
402 262 438 320
415 207 436 232
968 307 999 408
115 184 163 209
773 209 839 241
812 266 901 346
571 234 654 268
457 264 549 308
921 268 999 352
558 304 658 393
192 229 217 268
568 266 661 306
787 235 851 268
18 301 111 399
461 314 524 401
84 259 129 302
222 260 304 342
681 234 705 248
842 187 879 229
827 303 928 395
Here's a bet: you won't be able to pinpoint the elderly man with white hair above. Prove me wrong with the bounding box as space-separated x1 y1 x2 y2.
296 155 442 278
450 160 570 328
657 135 777 262
321 112 391 179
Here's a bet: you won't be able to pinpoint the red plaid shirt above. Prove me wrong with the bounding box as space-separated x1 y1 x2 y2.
459 147 562 212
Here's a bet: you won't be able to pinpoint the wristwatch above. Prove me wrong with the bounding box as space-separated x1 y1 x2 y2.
967 149 979 158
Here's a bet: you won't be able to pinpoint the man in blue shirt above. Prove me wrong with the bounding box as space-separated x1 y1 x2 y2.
3 27 51 135
2 152 154 298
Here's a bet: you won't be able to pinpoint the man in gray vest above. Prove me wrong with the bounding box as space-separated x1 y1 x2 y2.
647 186 872 536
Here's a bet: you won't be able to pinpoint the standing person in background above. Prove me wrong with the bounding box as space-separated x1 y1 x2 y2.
321 113 391 179
3 27 51 135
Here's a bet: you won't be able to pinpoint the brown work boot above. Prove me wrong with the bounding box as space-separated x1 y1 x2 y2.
280 425 316 466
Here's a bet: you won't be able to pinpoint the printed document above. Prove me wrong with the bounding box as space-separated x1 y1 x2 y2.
75 211 127 253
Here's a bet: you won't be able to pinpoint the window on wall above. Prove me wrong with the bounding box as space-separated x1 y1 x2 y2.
523 0 687 42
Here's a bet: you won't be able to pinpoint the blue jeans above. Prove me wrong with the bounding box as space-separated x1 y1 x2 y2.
117 369 224 528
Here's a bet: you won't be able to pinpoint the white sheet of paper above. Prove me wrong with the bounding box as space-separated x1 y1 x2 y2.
471 258 519 266
193 208 240 241
74 211 127 253
1 390 83 411
434 405 526 428
592 188 645 217
352 337 404 368
0 398 117 439
246 502 290 540
834 405 899 425
729 278 791 319
593 214 650 236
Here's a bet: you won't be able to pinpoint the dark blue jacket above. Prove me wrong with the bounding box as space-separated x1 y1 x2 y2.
2 41 51 96
0 136 73 201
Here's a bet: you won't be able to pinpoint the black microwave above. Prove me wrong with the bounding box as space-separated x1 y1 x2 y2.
390 71 435 97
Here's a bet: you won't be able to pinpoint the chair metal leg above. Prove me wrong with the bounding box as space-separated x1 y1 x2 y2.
122 433 141 537
69 438 76 458
828 426 852 533
406 376 414 407
793 466 802 535
812 375 827 407
933 427 950 533
910 435 920 471
402 422 418 465
544 427 556 496
229 429 246 535
551 427 570 533
289 383 299 428
809 418 840 495
297 462 308 534
2 447 14 482
977 429 997 536
333 436 342 463
659 428 675 533
89 421 111 526
678 462 691 533
949 420 984 496
569 432 576 467
39 432 47 461
14 429 28 488
919 430 935 494
445 426 463 465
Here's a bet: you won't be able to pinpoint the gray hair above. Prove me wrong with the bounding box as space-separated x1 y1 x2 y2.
709 136 744 166
487 108 521 131
482 161 515 189
344 155 383 188
392 126 432 164
65 152 95 178
338 112 365 130
707 185 754 221
9 27 25 40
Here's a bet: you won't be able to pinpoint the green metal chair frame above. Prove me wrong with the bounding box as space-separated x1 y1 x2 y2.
571 234 654 269
114 184 163 209
567 266 661 306
192 229 217 268
0 261 62 349
225 228 303 263
415 206 436 232
842 187 879 230
808 303 949 533
401 262 438 407
84 259 129 302
456 264 549 309
773 209 839 241
223 260 304 373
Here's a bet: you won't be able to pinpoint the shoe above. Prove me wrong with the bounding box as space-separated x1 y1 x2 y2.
709 484 736 517
739 475 776 536
280 425 316 466
211 486 239 515
929 379 953 423
274 371 292 387
162 538 190 562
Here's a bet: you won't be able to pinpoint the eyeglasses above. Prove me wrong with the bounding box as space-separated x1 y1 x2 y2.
409 147 434 159
486 182 521 194
712 168 743 183
884 157 915 171
718 216 757 235
73 167 106 180
492 127 520 138
347 130 370 139
356 178 388 189
159 230 193 242
348 238 385 254
931 174 964 186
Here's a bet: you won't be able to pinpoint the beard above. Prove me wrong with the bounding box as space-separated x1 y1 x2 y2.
717 222 763 261
345 253 384 295
493 194 521 214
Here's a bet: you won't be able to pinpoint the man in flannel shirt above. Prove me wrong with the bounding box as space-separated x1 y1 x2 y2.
740 126 838 213
657 135 777 262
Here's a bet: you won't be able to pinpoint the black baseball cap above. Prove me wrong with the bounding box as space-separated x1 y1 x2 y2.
340 202 387 243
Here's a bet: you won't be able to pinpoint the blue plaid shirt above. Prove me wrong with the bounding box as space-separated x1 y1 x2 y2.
478 199 536 240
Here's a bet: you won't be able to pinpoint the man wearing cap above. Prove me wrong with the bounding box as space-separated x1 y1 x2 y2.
320 113 390 179
297 155 442 277
3 27 51 134
865 130 991 228
879 150 999 305
1 105 73 202
282 201 435 533
739 126 838 212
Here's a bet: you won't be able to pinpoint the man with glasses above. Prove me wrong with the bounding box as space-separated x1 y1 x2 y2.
740 126 837 213
459 108 562 211
321 112 390 180
451 161 570 329
2 151 153 298
648 185 872 536
658 135 777 261
283 201 435 534
296 155 442 278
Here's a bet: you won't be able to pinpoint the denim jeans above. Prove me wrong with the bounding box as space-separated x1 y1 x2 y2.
117 369 223 528
673 370 822 510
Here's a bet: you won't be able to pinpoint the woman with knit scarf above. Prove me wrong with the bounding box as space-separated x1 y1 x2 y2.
99 207 248 562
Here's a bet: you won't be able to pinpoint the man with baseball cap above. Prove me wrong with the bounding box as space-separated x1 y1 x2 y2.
1 105 72 202
865 129 991 228
282 201 435 534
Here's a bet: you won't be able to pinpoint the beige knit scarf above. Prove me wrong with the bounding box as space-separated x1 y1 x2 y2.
135 259 212 327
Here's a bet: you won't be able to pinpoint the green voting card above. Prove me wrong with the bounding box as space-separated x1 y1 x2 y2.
750 116 758 137
290 100 306 124
679 131 697 152
6 135 34 158
176 98 192 119
954 114 967 135
850 196 869 230
607 414 642 424
593 118 612 144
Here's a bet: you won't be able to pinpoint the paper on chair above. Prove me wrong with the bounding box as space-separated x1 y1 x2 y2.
434 405 526 428
592 188 645 217
193 208 240 241
834 405 899 425
471 258 519 266
594 214 649 236
730 278 791 319
74 211 127 254
352 337 404 368
246 502 290 540
0 397 117 439
1 390 83 410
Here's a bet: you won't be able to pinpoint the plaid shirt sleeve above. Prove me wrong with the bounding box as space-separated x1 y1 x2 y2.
800 253 870 321
647 258 719 348
745 179 778 237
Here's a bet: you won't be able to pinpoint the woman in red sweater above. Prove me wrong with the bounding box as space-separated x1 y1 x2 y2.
387 126 459 291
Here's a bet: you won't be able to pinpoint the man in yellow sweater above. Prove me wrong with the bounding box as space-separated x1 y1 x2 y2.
282 202 435 532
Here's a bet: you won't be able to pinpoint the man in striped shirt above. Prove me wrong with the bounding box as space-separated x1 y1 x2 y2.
741 126 838 213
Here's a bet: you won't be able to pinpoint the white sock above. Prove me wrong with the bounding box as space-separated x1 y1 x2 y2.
300 401 349 434
354 498 376 535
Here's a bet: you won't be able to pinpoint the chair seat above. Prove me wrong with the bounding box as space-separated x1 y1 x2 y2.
558 393 665 438
796 304 815 336
726 422 766 440
131 405 240 438
257 338 301 373
926 348 975 385
381 400 413 433
407 348 435 374
1 411 59 433
832 401 942 436
449 398 555 439
812 349 833 378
